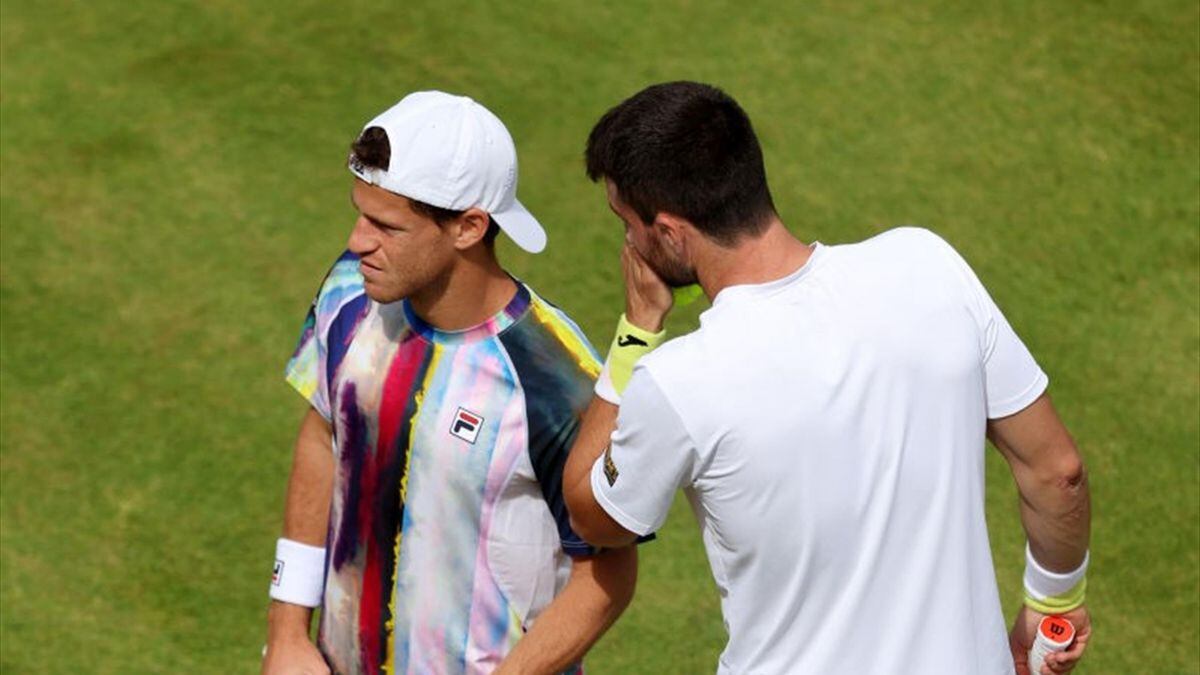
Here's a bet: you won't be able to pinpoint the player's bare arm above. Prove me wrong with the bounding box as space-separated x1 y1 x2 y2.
564 398 634 547
565 244 673 547
263 407 334 675
494 546 637 675
989 393 1091 675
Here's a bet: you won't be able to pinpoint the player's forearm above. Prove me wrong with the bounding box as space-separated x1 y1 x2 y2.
1016 462 1090 571
269 407 335 638
989 396 1091 571
496 547 637 675
282 407 335 544
267 600 315 640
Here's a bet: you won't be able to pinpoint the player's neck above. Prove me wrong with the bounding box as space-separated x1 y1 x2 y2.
695 219 812 298
408 250 517 332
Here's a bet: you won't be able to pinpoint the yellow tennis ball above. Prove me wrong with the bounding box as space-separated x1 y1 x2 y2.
672 284 705 307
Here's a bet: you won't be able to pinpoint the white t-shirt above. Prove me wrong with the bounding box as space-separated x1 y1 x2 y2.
591 227 1048 674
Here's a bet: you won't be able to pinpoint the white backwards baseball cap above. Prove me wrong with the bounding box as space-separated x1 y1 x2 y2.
348 91 547 254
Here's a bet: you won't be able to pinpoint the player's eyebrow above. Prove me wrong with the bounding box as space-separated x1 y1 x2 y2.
350 194 396 228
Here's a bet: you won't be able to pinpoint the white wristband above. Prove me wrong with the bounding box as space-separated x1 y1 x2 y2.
1024 543 1088 600
270 538 327 607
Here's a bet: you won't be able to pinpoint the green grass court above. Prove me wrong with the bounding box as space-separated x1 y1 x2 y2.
2 1 1197 672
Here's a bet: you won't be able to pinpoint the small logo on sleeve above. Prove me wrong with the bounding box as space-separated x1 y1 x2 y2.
450 407 483 444
603 445 619 486
616 334 649 348
272 560 284 586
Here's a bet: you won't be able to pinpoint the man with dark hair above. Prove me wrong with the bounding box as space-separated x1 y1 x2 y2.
263 91 636 675
564 81 1092 674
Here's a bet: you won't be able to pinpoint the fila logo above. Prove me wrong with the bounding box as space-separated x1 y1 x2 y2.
616 334 648 348
272 559 284 586
450 407 484 444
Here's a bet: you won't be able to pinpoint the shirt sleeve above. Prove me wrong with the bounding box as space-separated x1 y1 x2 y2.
932 233 1049 418
591 367 697 536
284 251 366 421
528 414 600 558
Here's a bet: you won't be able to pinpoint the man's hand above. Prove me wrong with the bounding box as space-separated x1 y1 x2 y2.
262 635 329 675
262 602 329 675
621 243 673 332
1009 604 1091 675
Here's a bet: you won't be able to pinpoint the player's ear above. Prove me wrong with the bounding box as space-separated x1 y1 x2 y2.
652 211 691 257
453 207 491 250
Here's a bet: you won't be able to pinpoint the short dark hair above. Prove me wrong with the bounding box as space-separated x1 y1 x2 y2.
585 82 776 245
350 126 500 246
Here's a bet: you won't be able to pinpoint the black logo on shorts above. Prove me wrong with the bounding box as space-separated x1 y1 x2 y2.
617 335 648 348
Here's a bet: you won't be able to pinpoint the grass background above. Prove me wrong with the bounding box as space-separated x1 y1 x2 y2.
1 0 1197 672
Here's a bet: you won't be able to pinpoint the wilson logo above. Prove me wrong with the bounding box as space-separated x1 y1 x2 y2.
450 407 483 444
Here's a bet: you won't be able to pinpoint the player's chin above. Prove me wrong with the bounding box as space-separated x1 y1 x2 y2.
362 279 404 304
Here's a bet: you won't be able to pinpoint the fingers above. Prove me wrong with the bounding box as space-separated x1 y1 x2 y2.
1008 630 1032 675
620 243 673 331
1043 635 1087 673
622 243 655 283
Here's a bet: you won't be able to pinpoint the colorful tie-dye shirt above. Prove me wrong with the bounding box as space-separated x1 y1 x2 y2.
285 252 601 675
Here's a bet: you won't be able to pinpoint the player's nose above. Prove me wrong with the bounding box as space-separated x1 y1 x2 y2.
347 215 376 254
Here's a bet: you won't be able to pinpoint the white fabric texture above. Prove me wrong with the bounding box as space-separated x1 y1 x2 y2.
487 439 575 631
592 227 1048 674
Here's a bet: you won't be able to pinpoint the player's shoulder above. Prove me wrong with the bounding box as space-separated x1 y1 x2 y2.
854 226 958 258
302 250 369 348
634 328 709 396
520 286 602 362
836 226 971 283
311 250 366 315
497 284 600 391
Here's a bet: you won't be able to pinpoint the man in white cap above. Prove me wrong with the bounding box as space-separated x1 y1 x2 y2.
262 91 637 675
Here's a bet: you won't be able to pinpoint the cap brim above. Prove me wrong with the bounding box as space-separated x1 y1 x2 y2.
492 199 547 253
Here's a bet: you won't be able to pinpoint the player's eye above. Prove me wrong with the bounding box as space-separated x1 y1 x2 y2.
371 218 403 233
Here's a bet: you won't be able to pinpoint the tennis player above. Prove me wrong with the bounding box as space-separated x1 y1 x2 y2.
263 91 636 675
563 81 1091 674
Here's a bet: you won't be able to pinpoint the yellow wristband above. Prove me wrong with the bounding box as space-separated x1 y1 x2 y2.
594 314 667 403
1024 577 1086 614
1023 544 1088 614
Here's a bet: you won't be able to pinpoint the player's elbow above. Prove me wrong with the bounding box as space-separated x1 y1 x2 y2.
1026 450 1090 526
1039 450 1087 495
1057 456 1086 491
570 512 637 549
564 473 638 547
569 514 609 548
